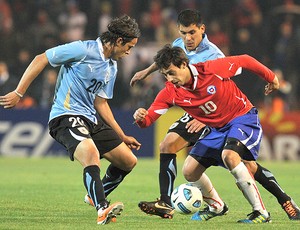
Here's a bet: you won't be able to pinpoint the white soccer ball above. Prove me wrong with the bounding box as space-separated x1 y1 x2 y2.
171 183 203 214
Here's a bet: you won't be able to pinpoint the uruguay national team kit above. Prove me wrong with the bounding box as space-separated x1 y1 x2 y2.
46 38 122 160
46 38 117 124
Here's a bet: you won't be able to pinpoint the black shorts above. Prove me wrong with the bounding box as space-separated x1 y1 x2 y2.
167 113 204 146
48 115 122 161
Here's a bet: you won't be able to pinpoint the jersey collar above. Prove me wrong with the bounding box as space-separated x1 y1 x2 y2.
181 64 198 91
96 38 106 60
97 38 112 63
195 33 209 53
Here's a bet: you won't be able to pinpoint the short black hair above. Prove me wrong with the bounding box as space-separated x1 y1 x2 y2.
154 44 189 70
177 9 203 27
100 15 141 45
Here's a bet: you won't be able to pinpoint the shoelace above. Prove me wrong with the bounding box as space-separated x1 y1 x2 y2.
246 210 261 220
156 199 172 208
283 201 297 217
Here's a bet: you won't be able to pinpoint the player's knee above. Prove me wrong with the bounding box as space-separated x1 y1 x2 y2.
182 167 196 182
159 139 178 153
75 152 100 167
222 150 241 170
124 154 137 171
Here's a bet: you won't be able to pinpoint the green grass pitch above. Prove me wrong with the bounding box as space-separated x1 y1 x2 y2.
0 157 299 229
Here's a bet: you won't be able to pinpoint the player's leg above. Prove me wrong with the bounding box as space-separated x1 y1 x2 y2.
49 116 121 225
92 122 137 197
183 155 228 221
138 114 227 219
158 113 203 205
138 113 201 218
102 142 137 196
74 139 107 210
244 161 300 220
75 140 124 225
222 148 270 223
223 109 270 223
137 131 183 218
158 131 186 205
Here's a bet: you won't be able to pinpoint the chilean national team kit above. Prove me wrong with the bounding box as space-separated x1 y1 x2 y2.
136 54 275 167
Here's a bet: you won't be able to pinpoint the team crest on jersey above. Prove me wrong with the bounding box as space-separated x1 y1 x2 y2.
207 85 216 95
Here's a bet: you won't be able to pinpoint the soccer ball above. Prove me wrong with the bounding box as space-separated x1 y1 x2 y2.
171 183 203 214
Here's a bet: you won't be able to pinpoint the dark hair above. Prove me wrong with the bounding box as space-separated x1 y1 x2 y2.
177 9 203 27
154 44 189 70
100 15 141 45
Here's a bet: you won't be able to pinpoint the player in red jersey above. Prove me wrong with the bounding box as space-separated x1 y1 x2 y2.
133 44 279 223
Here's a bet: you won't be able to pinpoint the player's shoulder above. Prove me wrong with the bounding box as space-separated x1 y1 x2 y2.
64 40 87 49
57 40 88 57
172 38 184 48
202 35 225 57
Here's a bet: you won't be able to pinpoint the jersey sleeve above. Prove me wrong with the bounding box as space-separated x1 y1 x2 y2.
45 41 87 67
136 88 173 128
204 55 275 82
235 55 275 82
206 51 225 61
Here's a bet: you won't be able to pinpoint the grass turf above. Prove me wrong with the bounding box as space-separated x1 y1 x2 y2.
0 157 299 229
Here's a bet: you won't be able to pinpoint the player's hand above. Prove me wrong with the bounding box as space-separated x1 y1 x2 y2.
185 119 206 133
130 69 149 87
123 135 141 150
0 91 21 109
265 75 280 95
133 108 148 121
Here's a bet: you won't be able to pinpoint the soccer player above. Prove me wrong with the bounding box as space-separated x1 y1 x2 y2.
0 15 141 225
133 44 278 223
131 9 300 221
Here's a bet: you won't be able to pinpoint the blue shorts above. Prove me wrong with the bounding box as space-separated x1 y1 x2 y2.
189 108 262 169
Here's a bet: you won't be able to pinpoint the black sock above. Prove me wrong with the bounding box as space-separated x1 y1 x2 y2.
102 164 130 197
83 165 107 211
159 154 177 206
254 163 290 205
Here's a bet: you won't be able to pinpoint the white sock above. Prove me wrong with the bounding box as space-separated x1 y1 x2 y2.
231 162 267 215
190 173 224 213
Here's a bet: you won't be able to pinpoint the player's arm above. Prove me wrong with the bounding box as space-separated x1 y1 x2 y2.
133 88 172 127
206 55 279 94
133 106 164 128
0 53 49 109
130 62 158 86
235 55 280 95
133 108 148 124
94 96 141 150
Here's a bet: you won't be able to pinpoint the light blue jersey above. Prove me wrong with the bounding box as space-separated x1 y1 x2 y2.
46 38 117 124
172 34 225 63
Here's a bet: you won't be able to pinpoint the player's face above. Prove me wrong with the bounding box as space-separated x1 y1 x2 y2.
178 24 205 51
160 62 190 87
111 38 138 60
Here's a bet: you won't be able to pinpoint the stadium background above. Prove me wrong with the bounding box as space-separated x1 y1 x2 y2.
0 0 299 160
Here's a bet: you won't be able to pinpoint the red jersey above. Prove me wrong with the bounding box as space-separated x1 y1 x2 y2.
136 55 275 128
